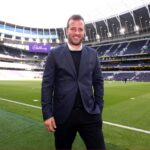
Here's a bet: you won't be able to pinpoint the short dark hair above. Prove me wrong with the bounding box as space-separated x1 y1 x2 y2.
67 14 85 29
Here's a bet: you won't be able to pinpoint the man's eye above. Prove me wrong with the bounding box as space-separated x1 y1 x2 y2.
70 28 84 32
79 28 83 32
71 28 76 31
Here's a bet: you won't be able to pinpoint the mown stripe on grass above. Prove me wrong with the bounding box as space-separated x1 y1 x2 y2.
0 97 150 135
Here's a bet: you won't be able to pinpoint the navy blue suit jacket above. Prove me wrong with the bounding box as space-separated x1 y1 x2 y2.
41 44 104 124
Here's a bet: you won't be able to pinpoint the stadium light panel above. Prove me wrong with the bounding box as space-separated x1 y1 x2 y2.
64 38 68 42
12 35 15 40
36 38 40 43
119 28 125 35
49 39 52 43
134 25 140 34
84 36 88 41
42 39 47 44
29 38 33 42
0 33 4 41
96 34 100 41
21 37 25 41
56 38 60 43
134 25 140 31
107 32 112 37
1 33 4 38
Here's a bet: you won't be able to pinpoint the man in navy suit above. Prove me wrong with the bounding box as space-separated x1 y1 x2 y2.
41 14 106 150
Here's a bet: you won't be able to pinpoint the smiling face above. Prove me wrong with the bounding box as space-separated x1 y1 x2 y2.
66 19 85 48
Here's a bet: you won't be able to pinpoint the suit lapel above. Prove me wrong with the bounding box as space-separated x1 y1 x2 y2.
78 45 87 77
63 44 77 78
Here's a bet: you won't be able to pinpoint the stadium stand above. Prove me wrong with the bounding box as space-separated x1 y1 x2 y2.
0 3 150 81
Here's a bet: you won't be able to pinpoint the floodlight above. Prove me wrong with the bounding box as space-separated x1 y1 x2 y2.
64 38 68 42
96 34 100 40
43 39 47 44
85 36 88 41
36 38 40 43
0 33 4 40
107 32 112 37
134 25 140 32
49 39 52 43
119 28 125 35
56 38 60 43
12 35 15 40
29 38 33 42
21 37 25 42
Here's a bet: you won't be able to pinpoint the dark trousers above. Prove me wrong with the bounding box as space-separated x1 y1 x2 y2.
54 108 106 150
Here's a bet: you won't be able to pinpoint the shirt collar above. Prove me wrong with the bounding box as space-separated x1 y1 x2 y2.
67 42 83 51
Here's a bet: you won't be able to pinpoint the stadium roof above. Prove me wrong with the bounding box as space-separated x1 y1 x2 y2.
0 0 150 28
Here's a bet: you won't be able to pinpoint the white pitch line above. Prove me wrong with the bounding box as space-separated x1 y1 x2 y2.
0 97 150 134
0 97 41 109
103 121 150 134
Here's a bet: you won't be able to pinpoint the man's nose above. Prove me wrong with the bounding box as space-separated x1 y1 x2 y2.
74 30 80 34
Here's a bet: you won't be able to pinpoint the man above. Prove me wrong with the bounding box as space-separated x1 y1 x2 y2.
41 14 106 150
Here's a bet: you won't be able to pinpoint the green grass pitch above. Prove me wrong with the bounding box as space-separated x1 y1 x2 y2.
0 80 150 150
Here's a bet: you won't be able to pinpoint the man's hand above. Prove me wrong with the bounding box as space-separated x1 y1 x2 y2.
44 117 57 132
